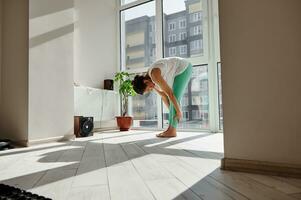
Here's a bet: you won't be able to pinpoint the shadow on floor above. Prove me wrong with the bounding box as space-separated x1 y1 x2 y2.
0 130 151 156
0 133 224 192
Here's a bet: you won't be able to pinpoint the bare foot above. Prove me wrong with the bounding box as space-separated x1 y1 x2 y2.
156 129 169 138
156 127 176 138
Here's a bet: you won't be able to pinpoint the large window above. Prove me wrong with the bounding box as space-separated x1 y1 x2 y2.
120 1 156 70
119 0 222 131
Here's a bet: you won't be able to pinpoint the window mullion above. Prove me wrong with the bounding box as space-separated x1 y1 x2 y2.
207 0 219 132
155 0 163 60
155 0 163 129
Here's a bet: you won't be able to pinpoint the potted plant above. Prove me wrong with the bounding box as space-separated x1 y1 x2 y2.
114 72 136 131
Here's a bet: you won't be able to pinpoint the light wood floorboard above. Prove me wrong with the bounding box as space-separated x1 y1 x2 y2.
0 131 300 200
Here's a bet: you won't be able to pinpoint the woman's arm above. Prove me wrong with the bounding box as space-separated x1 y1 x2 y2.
154 87 170 108
151 68 182 121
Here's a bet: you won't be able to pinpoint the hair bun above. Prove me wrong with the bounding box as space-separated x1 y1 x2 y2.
134 75 140 81
132 75 139 85
131 75 147 95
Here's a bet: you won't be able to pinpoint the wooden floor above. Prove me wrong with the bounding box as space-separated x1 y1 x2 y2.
1 130 301 200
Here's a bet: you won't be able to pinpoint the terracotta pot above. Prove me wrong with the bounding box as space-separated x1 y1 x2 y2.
116 116 133 131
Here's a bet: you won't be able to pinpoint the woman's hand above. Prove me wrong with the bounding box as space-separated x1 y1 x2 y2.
174 110 182 122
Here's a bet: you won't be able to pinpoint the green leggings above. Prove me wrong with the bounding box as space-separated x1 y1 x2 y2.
169 63 193 128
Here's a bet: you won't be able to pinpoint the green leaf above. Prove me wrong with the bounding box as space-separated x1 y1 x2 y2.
114 71 137 115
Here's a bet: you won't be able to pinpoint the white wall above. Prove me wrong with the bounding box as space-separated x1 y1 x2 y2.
0 0 118 143
0 0 2 98
28 0 74 141
219 0 301 165
0 0 29 143
74 0 118 89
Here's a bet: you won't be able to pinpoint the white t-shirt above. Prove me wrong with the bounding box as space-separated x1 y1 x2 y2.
148 57 189 89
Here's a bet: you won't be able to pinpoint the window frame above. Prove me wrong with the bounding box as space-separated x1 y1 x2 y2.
190 12 201 22
179 45 187 55
190 39 201 51
179 32 187 41
168 22 176 31
179 19 186 29
118 0 222 132
168 34 176 42
168 46 177 56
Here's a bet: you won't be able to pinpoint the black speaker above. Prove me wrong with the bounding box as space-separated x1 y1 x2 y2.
104 79 114 90
74 116 94 137
0 139 13 151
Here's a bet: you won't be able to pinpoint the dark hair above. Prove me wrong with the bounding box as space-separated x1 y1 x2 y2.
132 75 147 95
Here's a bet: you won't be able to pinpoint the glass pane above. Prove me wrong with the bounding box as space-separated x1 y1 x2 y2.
129 74 158 128
163 65 209 129
121 0 139 6
129 91 158 128
217 62 223 129
163 0 206 63
120 2 156 70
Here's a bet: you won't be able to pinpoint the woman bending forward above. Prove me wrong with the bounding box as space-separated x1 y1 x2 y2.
132 57 192 137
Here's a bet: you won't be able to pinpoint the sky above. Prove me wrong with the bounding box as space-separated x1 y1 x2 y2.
123 0 187 21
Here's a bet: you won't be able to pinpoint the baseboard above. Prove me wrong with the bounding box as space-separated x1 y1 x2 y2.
13 140 28 147
93 127 118 132
94 120 117 130
221 158 301 178
26 134 75 146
